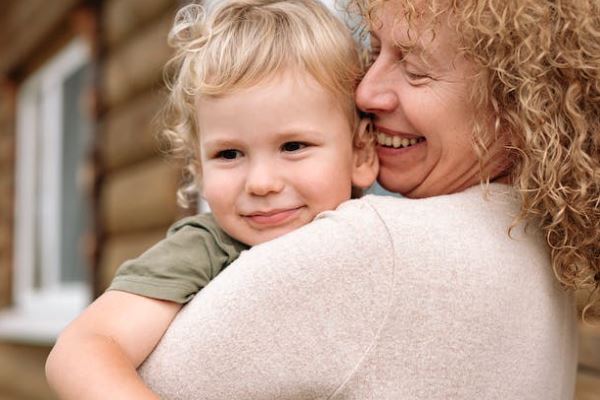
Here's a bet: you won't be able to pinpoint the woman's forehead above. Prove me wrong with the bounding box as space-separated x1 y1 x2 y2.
369 2 460 60
367 0 455 29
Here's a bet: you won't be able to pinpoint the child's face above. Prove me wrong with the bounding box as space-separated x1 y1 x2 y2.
197 71 359 246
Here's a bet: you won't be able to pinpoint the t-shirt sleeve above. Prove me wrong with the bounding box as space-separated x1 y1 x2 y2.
138 198 396 399
107 214 249 304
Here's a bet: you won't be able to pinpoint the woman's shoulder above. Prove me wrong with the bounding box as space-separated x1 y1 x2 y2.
303 183 526 255
358 183 520 222
353 185 559 300
333 187 577 399
330 184 520 244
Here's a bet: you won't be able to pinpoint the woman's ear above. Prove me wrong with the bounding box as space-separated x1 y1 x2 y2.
351 118 379 189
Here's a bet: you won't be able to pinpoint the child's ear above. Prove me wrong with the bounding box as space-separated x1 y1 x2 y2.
351 118 379 189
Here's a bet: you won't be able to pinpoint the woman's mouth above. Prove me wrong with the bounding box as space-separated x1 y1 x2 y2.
375 131 426 149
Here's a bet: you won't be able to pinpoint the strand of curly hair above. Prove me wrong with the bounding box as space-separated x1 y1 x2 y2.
349 0 600 319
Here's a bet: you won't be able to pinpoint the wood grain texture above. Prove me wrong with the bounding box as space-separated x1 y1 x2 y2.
580 322 600 372
0 135 15 171
0 251 11 309
103 0 175 49
0 0 79 75
100 90 166 172
575 370 600 400
101 14 173 109
98 228 167 291
0 343 57 400
100 157 180 235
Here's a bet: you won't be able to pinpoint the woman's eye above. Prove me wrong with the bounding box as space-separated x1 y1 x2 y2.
216 149 242 160
405 69 432 84
407 72 429 79
281 141 307 152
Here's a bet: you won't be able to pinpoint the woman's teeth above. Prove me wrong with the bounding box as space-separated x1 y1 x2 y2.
376 132 425 149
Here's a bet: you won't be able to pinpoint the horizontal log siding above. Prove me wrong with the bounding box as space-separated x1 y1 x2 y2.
101 14 173 109
576 287 600 398
0 0 79 76
98 228 167 291
103 0 175 49
576 372 600 400
0 84 14 309
100 157 180 235
97 1 182 294
100 90 165 172
0 343 57 400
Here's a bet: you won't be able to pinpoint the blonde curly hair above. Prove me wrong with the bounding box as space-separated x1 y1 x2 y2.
349 0 600 316
161 0 365 208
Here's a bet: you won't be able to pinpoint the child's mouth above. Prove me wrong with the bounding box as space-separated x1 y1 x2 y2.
243 207 304 227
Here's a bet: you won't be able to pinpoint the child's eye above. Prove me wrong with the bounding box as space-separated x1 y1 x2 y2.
281 141 308 152
216 149 243 160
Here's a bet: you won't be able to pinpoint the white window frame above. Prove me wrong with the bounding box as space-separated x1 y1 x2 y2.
0 38 92 344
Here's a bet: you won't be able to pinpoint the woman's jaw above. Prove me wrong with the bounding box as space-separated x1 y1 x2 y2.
373 124 487 198
373 124 511 198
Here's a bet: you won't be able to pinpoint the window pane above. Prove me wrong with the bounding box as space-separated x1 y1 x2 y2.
33 88 43 289
60 64 91 283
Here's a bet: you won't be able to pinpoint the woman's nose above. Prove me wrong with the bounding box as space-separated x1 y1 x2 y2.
355 60 399 115
245 161 284 196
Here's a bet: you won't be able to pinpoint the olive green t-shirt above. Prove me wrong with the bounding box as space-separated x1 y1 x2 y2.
108 214 249 304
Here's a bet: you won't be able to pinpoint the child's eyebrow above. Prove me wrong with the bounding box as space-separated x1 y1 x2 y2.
274 129 323 139
201 138 241 150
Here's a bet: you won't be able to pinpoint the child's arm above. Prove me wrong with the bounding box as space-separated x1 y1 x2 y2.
47 213 245 399
46 290 182 400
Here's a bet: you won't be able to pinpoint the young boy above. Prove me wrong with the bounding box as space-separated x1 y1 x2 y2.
46 0 378 398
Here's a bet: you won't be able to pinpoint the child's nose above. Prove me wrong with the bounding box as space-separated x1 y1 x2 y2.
245 161 284 196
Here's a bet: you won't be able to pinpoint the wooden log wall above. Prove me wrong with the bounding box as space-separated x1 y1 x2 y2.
0 1 99 398
576 291 600 399
0 0 80 78
101 91 166 171
97 0 184 293
0 343 56 400
0 1 82 398
0 0 181 398
0 82 16 310
579 322 600 399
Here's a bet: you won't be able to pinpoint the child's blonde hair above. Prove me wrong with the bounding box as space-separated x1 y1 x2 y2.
162 0 365 207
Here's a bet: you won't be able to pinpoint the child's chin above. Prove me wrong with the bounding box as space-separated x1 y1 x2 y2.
244 227 295 247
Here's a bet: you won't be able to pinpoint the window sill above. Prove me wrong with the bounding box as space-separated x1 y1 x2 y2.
0 286 90 345
0 309 66 345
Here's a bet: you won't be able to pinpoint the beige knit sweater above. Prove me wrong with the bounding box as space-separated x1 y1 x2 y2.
140 184 578 399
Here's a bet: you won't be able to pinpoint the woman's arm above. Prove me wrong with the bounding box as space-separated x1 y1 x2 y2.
139 199 395 399
139 192 578 400
46 291 181 400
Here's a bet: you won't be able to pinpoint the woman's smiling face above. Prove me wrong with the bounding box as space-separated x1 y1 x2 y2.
356 4 504 198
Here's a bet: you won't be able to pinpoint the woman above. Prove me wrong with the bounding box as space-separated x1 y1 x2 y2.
139 0 598 398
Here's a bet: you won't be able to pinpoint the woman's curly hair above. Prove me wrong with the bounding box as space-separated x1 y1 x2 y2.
160 0 365 208
349 0 600 317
